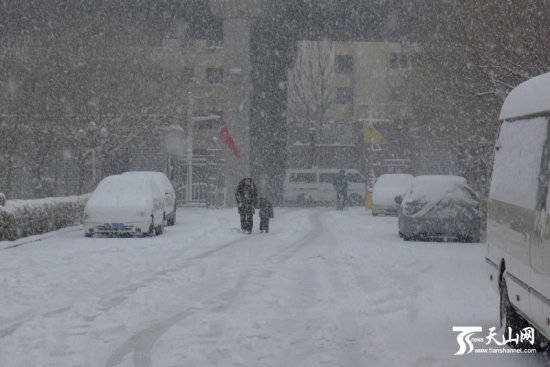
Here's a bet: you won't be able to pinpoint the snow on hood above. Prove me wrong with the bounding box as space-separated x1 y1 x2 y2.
402 175 478 217
500 72 550 121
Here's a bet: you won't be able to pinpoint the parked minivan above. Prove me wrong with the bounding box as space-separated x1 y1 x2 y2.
283 168 366 206
486 72 550 348
123 171 177 226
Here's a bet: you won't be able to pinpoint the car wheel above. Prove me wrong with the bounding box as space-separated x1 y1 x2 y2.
155 224 164 236
500 277 531 349
148 217 155 237
168 209 176 226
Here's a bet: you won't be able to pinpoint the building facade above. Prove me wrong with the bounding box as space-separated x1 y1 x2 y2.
286 41 417 182
0 0 263 205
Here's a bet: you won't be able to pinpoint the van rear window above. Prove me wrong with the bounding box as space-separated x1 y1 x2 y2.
289 173 316 183
319 173 336 183
346 173 364 183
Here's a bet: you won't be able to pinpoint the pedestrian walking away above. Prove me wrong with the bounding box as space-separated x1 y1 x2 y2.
235 177 258 234
333 169 349 211
259 196 274 233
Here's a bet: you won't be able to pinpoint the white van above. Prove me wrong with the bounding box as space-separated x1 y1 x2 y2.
283 168 366 206
486 72 550 348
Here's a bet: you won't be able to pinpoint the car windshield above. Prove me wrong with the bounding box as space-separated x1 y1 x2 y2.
403 176 477 216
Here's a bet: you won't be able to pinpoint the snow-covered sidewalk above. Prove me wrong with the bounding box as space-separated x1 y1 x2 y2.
0 208 547 366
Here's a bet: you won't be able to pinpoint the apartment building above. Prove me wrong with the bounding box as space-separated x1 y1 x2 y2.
287 41 416 176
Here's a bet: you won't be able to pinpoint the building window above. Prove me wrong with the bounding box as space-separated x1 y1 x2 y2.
335 55 353 73
206 68 223 84
390 52 410 69
182 67 193 83
389 86 405 102
205 17 223 49
206 38 223 49
389 52 399 69
336 87 353 104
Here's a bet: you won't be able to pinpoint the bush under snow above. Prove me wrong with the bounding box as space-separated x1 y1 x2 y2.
0 195 89 241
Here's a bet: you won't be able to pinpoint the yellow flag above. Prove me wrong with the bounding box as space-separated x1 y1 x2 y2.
363 123 387 144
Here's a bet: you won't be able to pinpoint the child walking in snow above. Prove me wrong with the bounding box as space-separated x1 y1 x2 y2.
259 197 274 233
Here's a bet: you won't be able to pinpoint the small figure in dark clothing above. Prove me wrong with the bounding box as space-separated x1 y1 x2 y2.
235 178 258 234
259 196 274 233
333 169 349 211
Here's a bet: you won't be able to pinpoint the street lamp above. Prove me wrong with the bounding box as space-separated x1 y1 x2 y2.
79 121 108 189
309 127 317 169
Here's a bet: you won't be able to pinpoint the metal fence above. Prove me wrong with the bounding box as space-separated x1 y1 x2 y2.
177 183 226 208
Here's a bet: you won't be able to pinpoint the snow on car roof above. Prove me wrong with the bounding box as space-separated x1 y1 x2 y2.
123 171 172 189
499 72 550 121
375 174 414 185
89 175 155 204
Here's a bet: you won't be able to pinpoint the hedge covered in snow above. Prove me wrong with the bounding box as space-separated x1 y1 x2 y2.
0 194 89 241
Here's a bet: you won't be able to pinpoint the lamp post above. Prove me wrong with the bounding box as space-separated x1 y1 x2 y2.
186 94 194 204
309 127 317 169
79 121 108 189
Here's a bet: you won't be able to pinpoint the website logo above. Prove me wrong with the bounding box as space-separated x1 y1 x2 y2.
452 326 536 355
453 327 483 355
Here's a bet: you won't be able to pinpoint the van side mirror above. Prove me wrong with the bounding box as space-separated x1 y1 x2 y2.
394 195 403 205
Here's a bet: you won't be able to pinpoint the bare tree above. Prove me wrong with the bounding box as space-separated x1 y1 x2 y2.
408 0 550 200
287 40 335 153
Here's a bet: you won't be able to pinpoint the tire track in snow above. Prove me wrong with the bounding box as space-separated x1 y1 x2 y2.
105 308 198 367
105 274 251 367
102 209 322 367
266 207 329 263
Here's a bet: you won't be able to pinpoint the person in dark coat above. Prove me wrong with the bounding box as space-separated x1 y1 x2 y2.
333 169 349 211
235 177 258 234
259 196 274 233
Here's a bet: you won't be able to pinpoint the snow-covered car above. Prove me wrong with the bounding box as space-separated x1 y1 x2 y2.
123 171 177 225
83 174 165 237
395 175 480 242
372 173 414 216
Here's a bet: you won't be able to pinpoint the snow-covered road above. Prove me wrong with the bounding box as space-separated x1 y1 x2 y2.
0 208 548 366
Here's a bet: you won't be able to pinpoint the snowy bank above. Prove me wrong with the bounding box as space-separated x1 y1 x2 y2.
0 195 89 241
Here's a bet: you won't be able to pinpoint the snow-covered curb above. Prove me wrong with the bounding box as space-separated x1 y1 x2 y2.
0 195 89 241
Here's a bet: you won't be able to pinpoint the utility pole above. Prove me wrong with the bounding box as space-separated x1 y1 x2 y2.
186 93 194 204
364 106 389 208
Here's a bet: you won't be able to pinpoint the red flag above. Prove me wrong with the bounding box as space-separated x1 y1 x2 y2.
219 121 241 158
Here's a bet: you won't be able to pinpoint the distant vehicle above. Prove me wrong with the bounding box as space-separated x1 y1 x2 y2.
372 174 414 216
395 175 480 242
283 168 365 206
123 171 176 225
83 174 165 237
486 72 550 348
